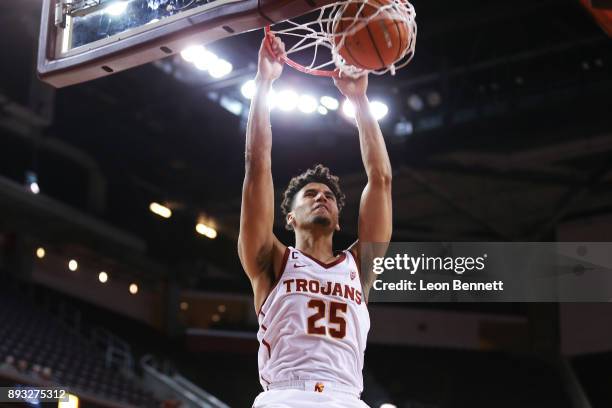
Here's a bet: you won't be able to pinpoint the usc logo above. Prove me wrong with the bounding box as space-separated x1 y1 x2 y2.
314 382 324 393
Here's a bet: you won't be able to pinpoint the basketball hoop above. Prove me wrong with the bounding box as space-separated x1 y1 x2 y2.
265 0 417 78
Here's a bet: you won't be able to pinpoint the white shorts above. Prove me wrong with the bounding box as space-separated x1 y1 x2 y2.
252 389 371 408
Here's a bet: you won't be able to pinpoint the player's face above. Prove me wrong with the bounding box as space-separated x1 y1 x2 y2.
289 182 339 231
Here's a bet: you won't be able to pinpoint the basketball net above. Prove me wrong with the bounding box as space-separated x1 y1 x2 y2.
265 0 417 78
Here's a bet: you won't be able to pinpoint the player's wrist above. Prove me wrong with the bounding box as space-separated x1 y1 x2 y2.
255 75 275 86
350 94 369 108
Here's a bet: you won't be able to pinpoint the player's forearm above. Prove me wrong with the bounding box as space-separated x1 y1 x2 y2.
353 95 392 183
245 78 274 169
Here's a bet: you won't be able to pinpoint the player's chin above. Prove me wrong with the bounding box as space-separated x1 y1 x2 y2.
311 215 332 227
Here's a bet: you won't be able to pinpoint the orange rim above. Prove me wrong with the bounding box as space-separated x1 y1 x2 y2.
264 26 339 78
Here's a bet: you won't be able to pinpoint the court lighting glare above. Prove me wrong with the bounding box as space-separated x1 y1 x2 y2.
29 182 40 194
58 393 79 408
342 99 388 121
105 1 129 16
267 89 278 109
241 80 256 99
194 50 219 72
209 58 233 78
149 202 172 219
379 404 397 408
342 99 355 118
68 259 78 271
320 96 339 110
129 283 139 294
36 247 46 259
370 100 389 120
408 94 424 111
318 106 328 115
180 302 189 311
180 45 206 63
196 223 218 239
98 271 108 283
277 89 299 111
297 95 318 114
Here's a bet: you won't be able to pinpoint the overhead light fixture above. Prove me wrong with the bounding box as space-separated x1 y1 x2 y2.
267 89 278 109
209 58 233 78
98 271 108 283
196 223 217 239
180 45 206 63
149 202 172 219
379 404 397 408
297 95 318 114
276 89 299 111
407 94 424 112
241 80 256 99
129 283 139 294
194 50 219 71
68 259 78 271
25 171 40 194
394 120 413 137
426 91 442 107
105 1 129 16
320 96 339 110
370 100 389 120
318 106 328 115
342 99 355 118
180 301 189 311
58 393 79 408
36 247 46 259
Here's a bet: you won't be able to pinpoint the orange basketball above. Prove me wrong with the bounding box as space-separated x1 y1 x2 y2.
334 0 410 71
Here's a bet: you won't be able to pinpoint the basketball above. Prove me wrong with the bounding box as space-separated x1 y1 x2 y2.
334 0 410 71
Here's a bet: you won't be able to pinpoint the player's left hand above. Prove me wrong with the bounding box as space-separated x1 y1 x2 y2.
333 73 368 100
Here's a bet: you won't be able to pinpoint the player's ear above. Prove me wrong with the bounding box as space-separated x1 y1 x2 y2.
287 212 295 229
335 222 341 231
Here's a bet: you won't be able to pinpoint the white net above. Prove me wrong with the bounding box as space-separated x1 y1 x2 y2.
267 0 417 77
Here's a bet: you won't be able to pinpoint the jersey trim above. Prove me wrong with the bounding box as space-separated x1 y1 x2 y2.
257 246 290 317
347 249 368 305
293 247 347 269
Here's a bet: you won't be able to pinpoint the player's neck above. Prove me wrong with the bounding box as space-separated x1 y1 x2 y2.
294 231 334 262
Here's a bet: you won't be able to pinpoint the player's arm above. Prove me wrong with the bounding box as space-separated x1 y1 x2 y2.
238 36 286 311
335 74 392 294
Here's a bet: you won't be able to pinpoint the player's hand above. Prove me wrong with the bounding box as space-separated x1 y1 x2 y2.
256 34 285 82
333 73 368 101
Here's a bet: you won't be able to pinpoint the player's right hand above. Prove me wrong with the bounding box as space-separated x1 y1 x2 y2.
256 34 285 82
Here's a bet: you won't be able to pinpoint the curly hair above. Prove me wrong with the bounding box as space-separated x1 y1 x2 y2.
281 164 346 231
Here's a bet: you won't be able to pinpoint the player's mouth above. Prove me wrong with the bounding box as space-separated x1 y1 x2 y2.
313 204 329 212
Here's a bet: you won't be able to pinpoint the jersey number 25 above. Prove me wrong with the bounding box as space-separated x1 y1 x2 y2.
307 299 347 339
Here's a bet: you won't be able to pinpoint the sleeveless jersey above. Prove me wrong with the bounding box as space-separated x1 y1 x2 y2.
257 246 370 392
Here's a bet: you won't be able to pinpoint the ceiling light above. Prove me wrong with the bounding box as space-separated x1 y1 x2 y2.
342 99 355 118
370 101 389 120
98 271 108 283
149 202 172 219
297 95 318 114
180 45 206 63
276 90 299 111
320 96 339 110
36 247 45 259
241 80 256 99
209 59 233 78
194 50 219 71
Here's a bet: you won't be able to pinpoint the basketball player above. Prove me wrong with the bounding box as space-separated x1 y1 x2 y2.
238 34 392 408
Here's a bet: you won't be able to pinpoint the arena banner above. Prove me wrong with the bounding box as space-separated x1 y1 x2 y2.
360 242 612 302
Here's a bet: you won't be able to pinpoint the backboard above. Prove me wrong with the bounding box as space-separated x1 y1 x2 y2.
37 0 337 88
